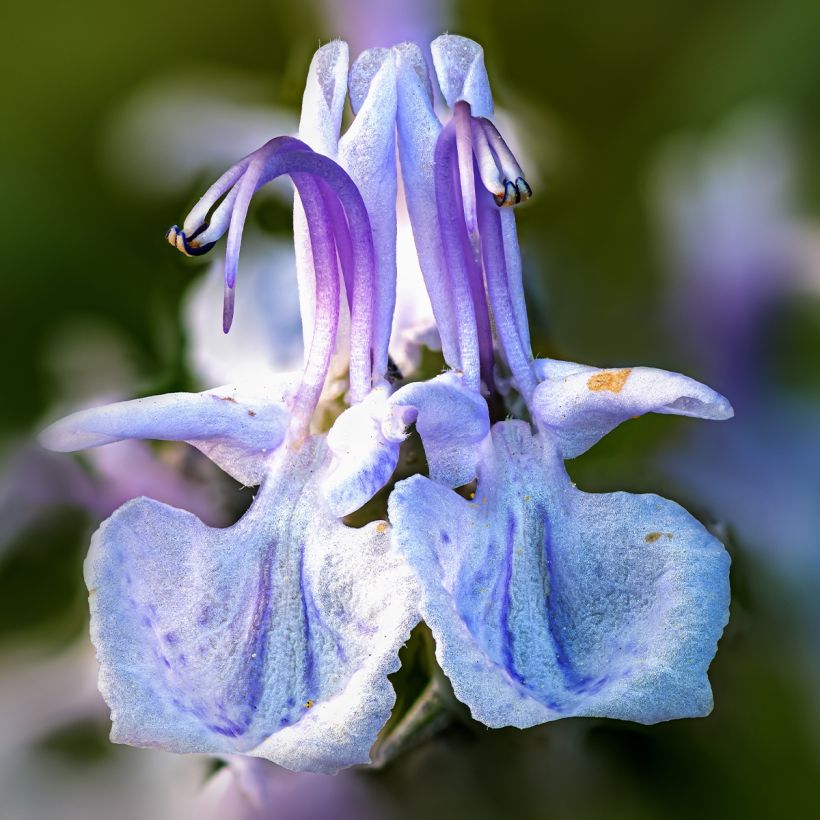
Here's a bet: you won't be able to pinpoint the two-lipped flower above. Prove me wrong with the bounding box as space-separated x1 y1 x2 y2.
42 35 732 773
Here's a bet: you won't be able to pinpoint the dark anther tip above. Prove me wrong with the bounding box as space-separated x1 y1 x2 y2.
496 179 518 208
515 177 533 201
167 223 215 257
182 237 216 257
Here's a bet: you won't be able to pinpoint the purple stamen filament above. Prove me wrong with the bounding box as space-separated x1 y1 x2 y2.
433 103 536 403
168 137 379 436
434 123 481 393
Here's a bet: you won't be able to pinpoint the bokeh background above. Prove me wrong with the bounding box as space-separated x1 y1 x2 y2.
2 0 820 817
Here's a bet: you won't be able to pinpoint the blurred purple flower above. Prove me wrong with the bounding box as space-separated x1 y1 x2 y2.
194 757 395 820
653 111 820 603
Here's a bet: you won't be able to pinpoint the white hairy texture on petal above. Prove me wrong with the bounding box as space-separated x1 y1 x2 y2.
86 437 419 774
532 359 734 458
388 372 490 487
389 421 730 728
322 386 402 517
295 40 350 356
430 34 494 118
339 47 398 379
298 41 350 156
40 379 300 486
393 42 460 367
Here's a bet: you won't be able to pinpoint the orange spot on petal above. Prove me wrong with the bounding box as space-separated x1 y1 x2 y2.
587 368 632 394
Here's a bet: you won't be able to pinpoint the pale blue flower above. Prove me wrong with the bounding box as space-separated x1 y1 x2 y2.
39 32 736 776
387 35 734 727
41 43 420 774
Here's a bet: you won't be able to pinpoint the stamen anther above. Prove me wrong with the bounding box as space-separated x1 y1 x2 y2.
165 225 216 258
515 177 532 202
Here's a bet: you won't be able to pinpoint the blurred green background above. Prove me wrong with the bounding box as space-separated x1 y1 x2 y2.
2 0 820 818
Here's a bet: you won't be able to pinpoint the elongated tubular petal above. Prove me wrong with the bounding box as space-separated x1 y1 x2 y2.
288 174 340 439
290 154 376 403
223 153 266 331
394 42 460 368
295 42 349 355
453 101 481 263
435 123 480 392
339 47 398 385
430 35 494 119
500 208 532 353
476 185 537 402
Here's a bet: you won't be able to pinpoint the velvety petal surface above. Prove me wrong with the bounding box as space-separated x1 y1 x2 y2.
532 359 734 458
294 40 350 354
430 34 494 118
339 47 398 379
389 421 730 728
322 386 403 517
394 42 459 367
41 380 298 486
86 437 418 773
388 372 490 487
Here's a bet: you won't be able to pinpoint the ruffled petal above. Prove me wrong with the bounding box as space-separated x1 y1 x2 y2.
41 379 298 486
322 386 403 517
389 421 730 728
86 437 418 773
430 34 494 118
388 372 490 487
532 359 734 458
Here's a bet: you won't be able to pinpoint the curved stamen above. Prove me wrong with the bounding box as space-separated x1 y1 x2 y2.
167 138 377 403
476 185 537 403
181 155 254 237
434 123 481 392
475 118 532 207
470 118 506 202
165 223 217 257
288 176 340 439
453 101 481 264
450 153 496 393
318 179 355 314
